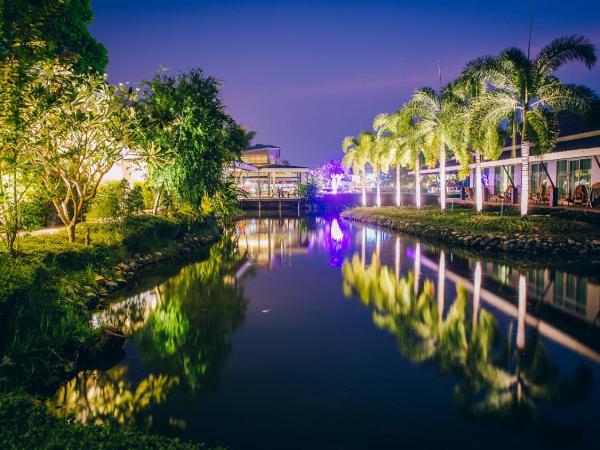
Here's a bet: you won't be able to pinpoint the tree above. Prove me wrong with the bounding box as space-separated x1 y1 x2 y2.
342 132 374 207
136 69 246 215
313 160 345 194
369 122 395 207
29 62 138 242
0 0 107 74
466 35 597 215
403 86 469 211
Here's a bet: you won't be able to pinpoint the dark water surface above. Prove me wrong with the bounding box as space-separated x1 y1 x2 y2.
50 216 600 450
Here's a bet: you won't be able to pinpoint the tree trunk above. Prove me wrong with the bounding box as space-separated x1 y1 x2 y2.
152 190 161 215
415 158 421 209
396 163 401 207
66 223 76 243
361 172 367 207
520 142 530 217
376 180 381 207
439 145 446 211
475 149 483 213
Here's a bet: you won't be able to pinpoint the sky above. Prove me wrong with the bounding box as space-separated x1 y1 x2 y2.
90 0 600 167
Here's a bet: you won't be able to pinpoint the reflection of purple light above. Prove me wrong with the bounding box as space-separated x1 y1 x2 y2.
406 247 415 259
331 219 344 242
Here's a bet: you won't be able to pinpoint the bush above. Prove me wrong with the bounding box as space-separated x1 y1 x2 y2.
87 180 129 220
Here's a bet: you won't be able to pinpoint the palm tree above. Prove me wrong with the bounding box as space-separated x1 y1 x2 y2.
342 131 374 207
404 86 469 211
450 77 504 213
466 35 597 216
370 119 395 207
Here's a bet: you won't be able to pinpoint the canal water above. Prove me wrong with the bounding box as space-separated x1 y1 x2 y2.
50 216 600 450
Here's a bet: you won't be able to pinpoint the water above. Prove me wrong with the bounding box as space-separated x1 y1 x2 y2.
50 216 600 450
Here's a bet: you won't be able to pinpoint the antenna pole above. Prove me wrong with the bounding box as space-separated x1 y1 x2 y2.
527 0 534 60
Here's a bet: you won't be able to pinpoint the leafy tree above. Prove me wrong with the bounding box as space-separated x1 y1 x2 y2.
403 86 469 211
136 69 247 216
29 62 138 242
465 35 597 215
342 132 374 207
0 0 107 74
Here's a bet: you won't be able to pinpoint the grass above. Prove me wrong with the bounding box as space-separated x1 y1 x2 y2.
342 205 600 268
0 394 218 450
0 214 220 450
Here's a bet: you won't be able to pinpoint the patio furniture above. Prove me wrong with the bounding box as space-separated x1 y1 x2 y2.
541 185 551 205
530 185 543 204
590 182 600 207
569 185 585 207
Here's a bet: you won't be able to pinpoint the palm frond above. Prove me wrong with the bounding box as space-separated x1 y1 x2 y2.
536 35 597 75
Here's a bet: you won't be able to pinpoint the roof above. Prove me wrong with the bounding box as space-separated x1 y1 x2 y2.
259 164 309 170
243 144 280 152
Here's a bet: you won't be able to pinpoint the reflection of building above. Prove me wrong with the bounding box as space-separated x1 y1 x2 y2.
231 145 310 199
237 218 310 268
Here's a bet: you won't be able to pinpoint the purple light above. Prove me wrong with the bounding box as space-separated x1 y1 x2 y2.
331 218 344 242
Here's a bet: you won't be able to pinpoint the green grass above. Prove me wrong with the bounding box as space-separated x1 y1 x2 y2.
0 394 216 450
0 214 220 450
344 205 600 238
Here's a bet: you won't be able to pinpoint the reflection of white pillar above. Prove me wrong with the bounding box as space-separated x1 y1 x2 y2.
438 250 445 319
517 274 527 350
414 242 421 295
473 262 482 331
361 227 366 267
375 230 381 257
521 142 530 217
395 237 401 282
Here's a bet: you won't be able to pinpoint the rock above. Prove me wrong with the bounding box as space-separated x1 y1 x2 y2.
115 278 127 286
105 281 119 290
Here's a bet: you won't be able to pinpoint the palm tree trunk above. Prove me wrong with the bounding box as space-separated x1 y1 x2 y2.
361 172 367 207
415 157 421 209
376 179 381 207
396 163 401 207
520 142 530 217
475 149 483 212
439 145 446 210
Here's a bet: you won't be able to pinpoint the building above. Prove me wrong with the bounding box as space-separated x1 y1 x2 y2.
231 144 310 198
415 129 600 207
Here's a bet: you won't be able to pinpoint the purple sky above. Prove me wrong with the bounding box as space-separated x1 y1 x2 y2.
90 0 600 167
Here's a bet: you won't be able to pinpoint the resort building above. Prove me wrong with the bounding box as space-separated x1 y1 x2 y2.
231 144 310 198
416 129 600 207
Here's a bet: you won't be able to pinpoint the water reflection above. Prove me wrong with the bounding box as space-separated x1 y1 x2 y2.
47 217 600 449
49 233 247 427
342 243 595 443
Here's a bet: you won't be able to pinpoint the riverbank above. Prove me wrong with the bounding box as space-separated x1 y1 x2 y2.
0 214 221 449
341 206 600 269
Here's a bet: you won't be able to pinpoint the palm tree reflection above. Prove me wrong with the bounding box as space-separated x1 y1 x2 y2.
341 250 593 441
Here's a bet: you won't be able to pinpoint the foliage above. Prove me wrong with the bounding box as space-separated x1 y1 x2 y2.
298 177 319 203
136 68 248 215
0 394 214 450
28 61 139 242
0 0 107 74
88 180 145 221
313 160 345 193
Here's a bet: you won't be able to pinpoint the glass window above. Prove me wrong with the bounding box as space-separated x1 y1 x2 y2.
556 158 592 198
530 162 548 193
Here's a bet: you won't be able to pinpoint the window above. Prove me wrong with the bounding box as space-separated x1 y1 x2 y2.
530 162 548 193
494 166 514 194
556 158 592 197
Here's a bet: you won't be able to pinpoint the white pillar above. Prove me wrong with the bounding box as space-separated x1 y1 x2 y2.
396 163 401 207
476 152 483 212
520 142 530 217
415 158 421 209
440 145 446 210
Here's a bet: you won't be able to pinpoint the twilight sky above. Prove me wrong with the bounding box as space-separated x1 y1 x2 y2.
90 0 600 167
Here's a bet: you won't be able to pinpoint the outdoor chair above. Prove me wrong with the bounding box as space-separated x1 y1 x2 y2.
541 186 551 205
530 185 543 204
569 185 585 207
